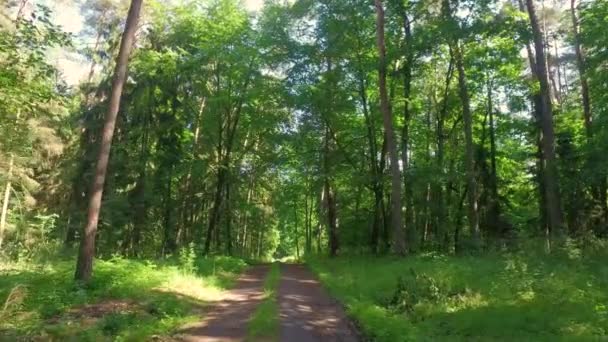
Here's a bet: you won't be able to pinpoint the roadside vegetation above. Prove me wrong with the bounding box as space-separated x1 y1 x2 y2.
308 240 608 341
0 254 246 340
247 263 281 341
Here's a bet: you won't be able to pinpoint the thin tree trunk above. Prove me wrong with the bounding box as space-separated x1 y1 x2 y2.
75 0 143 283
400 7 414 251
162 167 175 255
225 181 232 255
324 126 339 257
205 169 225 254
374 0 405 255
294 204 300 259
571 0 591 137
454 42 480 245
487 76 502 240
357 67 383 253
0 154 14 249
436 57 454 250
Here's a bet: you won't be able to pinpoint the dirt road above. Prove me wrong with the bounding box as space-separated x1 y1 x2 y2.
176 265 269 342
278 264 359 342
176 263 359 342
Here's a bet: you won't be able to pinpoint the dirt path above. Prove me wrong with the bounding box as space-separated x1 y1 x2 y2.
278 264 359 342
176 265 269 342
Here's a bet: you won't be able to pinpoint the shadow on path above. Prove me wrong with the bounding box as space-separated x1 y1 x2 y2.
175 265 269 342
278 264 359 342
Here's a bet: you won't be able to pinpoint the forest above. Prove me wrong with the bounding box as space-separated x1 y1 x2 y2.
1 0 607 340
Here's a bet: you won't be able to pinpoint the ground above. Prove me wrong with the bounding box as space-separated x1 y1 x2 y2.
175 263 359 342
306 246 608 342
2 244 607 341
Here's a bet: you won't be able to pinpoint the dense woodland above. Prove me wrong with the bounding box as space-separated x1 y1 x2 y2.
2 0 608 265
1 0 608 340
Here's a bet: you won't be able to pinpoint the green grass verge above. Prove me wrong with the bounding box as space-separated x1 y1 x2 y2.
247 263 280 341
0 255 247 341
307 242 608 342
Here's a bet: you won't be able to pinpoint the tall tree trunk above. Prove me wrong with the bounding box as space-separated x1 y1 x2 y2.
162 167 175 255
357 67 383 254
324 126 339 257
454 42 480 245
0 154 14 249
526 0 564 236
436 57 454 250
571 0 607 225
294 204 300 259
486 76 503 241
374 0 405 255
400 8 415 251
570 0 591 137
205 168 225 254
75 0 143 282
304 184 310 254
225 181 232 255
518 0 549 242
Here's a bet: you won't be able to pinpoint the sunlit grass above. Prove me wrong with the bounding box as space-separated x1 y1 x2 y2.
307 243 608 342
0 255 247 340
247 263 280 341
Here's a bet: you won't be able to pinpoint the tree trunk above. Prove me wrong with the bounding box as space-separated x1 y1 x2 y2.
357 66 382 254
162 167 175 255
324 126 339 257
0 154 14 249
486 76 503 241
225 181 232 255
294 204 300 259
75 0 143 283
400 8 414 251
205 168 225 254
570 0 591 137
454 42 480 245
374 0 405 255
526 0 564 236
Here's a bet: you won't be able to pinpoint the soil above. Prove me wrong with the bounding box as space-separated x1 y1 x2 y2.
278 264 359 342
175 265 270 342
175 263 359 342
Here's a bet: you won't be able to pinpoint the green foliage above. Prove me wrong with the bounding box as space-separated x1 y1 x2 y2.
247 263 280 341
307 246 608 341
178 242 197 274
0 255 247 340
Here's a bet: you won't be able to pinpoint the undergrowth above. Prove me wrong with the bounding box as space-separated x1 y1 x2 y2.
307 240 608 341
0 254 247 341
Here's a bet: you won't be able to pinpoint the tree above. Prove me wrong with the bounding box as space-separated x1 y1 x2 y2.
374 0 405 255
525 0 564 238
75 0 144 282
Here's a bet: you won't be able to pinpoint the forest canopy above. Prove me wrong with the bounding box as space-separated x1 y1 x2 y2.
2 0 607 260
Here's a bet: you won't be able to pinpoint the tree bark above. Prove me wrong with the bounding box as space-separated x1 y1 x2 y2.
75 0 143 283
374 0 405 255
570 0 591 137
400 7 415 251
357 66 383 254
435 57 454 250
454 42 480 245
324 126 339 257
294 203 300 259
526 0 564 236
0 154 14 249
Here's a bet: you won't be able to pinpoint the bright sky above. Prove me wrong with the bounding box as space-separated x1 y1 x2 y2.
50 0 265 85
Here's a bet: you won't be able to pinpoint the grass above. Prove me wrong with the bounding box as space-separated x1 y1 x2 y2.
0 255 247 341
307 241 608 341
247 263 280 341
